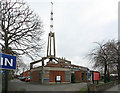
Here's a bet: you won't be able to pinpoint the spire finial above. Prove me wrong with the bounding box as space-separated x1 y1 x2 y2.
50 2 53 32
51 2 53 5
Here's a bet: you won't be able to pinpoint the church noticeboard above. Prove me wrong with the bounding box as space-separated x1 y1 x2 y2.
56 76 61 81
93 72 100 81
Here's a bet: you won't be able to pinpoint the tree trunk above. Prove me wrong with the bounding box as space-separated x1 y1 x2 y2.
107 66 110 82
104 63 107 83
118 61 120 84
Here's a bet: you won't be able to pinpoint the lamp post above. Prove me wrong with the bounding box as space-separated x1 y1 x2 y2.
87 68 90 92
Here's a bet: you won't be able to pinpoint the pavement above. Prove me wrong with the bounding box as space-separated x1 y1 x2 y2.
8 79 87 91
104 84 120 93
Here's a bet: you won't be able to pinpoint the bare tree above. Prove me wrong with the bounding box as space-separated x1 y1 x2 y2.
106 40 120 84
88 40 118 83
88 42 109 83
0 0 44 60
14 56 27 75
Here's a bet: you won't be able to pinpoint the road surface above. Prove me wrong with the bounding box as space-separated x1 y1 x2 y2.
105 84 120 93
8 79 87 91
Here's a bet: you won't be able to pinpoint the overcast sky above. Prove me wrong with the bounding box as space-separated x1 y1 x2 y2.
23 0 118 70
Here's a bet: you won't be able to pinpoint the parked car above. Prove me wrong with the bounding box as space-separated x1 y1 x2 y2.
18 77 22 80
20 77 27 81
25 77 30 82
17 77 21 79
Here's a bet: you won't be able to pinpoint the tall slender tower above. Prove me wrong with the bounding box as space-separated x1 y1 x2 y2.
47 2 56 59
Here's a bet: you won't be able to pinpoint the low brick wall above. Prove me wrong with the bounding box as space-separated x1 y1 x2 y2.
89 81 118 91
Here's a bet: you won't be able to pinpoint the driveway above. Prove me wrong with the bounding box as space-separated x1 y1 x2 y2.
8 79 87 91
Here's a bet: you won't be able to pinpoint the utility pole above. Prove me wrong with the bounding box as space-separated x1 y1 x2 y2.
118 2 120 84
0 1 2 93
118 42 120 84
4 36 9 93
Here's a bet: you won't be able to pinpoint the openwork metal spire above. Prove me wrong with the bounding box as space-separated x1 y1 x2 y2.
47 2 56 58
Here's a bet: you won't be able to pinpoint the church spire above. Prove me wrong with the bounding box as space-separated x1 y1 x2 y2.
47 2 56 58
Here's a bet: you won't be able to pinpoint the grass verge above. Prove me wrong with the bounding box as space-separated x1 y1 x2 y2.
79 87 88 92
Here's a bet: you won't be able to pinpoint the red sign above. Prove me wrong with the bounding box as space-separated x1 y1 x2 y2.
93 72 100 80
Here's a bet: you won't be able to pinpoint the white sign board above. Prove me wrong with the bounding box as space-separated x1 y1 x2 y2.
56 76 61 81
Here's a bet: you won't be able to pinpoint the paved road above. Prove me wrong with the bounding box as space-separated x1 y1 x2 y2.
8 79 87 91
105 84 120 93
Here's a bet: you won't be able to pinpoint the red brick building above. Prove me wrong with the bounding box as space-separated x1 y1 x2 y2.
30 58 71 84
70 64 88 82
31 67 71 84
74 71 87 82
30 57 92 84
